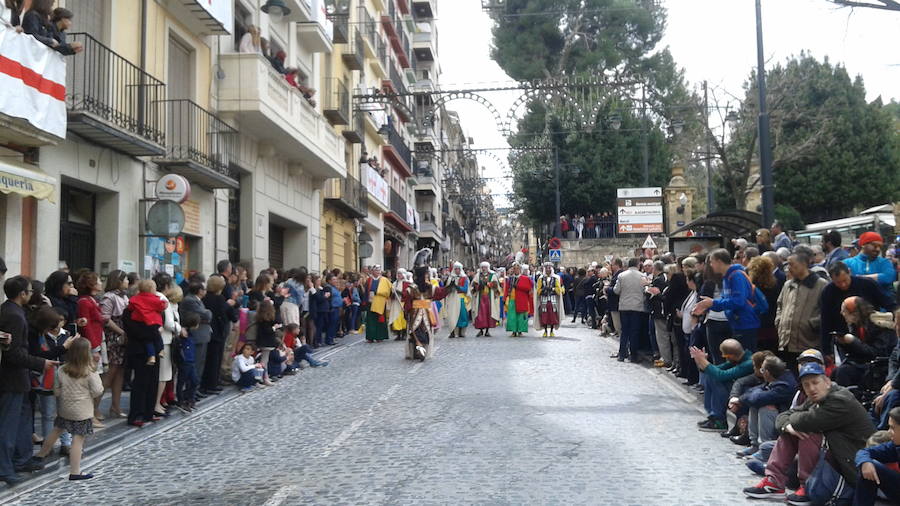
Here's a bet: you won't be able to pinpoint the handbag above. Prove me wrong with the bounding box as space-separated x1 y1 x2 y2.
805 445 853 505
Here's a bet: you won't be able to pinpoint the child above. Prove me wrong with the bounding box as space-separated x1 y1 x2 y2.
254 300 279 386
174 312 201 413
127 279 168 365
32 337 103 480
28 307 74 456
283 323 328 369
231 343 265 392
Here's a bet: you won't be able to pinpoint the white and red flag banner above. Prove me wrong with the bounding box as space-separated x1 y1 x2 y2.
0 22 66 139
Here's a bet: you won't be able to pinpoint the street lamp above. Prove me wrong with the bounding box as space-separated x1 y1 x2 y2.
670 119 685 136
755 0 775 228
608 113 622 131
262 0 291 22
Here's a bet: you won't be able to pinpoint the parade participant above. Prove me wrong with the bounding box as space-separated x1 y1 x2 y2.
497 267 507 322
428 267 442 330
405 250 450 360
364 265 392 343
442 262 470 338
535 262 564 337
388 268 409 341
470 262 501 337
505 263 534 337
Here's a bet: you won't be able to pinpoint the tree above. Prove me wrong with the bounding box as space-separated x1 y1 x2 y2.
715 54 900 221
490 0 697 227
827 0 900 11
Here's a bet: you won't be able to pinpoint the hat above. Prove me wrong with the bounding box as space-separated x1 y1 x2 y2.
798 362 826 379
798 349 824 364
858 231 883 246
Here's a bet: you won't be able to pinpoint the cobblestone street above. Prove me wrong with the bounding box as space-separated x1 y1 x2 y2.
13 322 758 505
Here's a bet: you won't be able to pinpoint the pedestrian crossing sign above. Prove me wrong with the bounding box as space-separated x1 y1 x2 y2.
549 249 562 262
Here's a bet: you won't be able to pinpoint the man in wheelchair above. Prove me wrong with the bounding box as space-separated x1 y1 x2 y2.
833 297 896 389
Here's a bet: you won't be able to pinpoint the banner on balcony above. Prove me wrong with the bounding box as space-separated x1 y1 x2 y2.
365 165 389 208
0 25 66 139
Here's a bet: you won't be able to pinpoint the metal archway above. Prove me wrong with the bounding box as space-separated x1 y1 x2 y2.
423 91 507 136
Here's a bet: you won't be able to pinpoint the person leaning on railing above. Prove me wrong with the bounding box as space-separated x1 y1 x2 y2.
20 0 82 55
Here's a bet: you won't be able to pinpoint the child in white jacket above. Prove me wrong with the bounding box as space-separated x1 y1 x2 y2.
231 343 264 392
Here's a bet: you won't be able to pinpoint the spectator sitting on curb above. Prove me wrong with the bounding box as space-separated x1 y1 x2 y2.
726 350 773 446
691 338 753 433
734 355 798 458
743 362 874 503
853 406 900 505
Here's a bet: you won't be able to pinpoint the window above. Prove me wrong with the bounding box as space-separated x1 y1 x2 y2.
233 2 253 52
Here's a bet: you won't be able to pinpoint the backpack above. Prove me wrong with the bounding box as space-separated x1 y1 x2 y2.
734 270 769 316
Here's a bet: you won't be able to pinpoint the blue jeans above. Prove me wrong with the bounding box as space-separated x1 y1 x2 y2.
618 310 643 360
733 327 759 353
236 368 263 388
347 305 360 332
873 390 900 430
701 372 732 420
177 362 198 404
705 319 732 364
326 308 340 345
35 393 71 447
0 392 33 479
853 461 900 505
314 313 327 346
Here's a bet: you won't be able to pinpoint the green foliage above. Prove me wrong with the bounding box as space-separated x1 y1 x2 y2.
724 54 900 222
775 204 804 231
491 0 691 227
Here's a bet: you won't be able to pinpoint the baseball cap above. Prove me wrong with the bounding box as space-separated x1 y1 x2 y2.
798 349 824 364
798 362 826 379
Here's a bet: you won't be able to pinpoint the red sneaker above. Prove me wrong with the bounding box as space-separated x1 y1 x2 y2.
742 477 786 499
786 485 810 505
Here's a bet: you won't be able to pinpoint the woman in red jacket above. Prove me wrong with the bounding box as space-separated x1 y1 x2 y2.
76 271 105 426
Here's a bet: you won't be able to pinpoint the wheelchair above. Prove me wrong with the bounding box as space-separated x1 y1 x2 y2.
844 356 890 410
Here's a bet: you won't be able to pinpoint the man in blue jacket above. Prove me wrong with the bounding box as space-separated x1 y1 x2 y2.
694 248 761 352
844 232 897 301
854 406 900 505
691 338 754 432
736 355 798 456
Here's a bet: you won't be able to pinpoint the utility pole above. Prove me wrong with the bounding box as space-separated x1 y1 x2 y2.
703 81 715 214
554 146 560 238
755 0 775 228
641 84 649 187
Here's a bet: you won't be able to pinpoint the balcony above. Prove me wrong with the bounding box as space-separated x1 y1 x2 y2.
413 160 437 196
160 0 230 35
381 1 410 69
298 0 333 53
324 175 367 218
322 78 350 126
280 0 313 23
341 28 365 71
359 6 377 59
155 99 238 189
382 122 412 177
65 33 165 157
342 112 364 144
363 163 390 212
369 34 388 79
0 23 66 146
418 214 441 241
216 53 346 180
386 187 413 231
328 13 349 44
397 0 410 15
412 0 436 19
361 109 387 144
412 29 435 62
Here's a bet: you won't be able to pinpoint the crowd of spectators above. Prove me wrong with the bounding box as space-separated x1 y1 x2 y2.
0 260 384 485
569 223 900 504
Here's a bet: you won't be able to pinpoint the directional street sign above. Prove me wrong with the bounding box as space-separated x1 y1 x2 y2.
549 249 562 262
616 186 663 233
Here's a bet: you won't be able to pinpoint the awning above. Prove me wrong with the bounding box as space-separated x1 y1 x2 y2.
0 159 57 203
669 210 763 239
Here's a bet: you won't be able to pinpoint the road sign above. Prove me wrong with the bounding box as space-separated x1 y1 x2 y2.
642 235 657 249
548 237 562 250
617 187 662 199
617 186 663 233
549 249 562 262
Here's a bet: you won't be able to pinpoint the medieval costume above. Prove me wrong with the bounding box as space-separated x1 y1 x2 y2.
389 269 409 340
364 266 392 342
429 267 442 330
470 262 501 337
534 262 565 337
505 264 534 337
405 249 450 360
442 262 470 338
497 267 507 322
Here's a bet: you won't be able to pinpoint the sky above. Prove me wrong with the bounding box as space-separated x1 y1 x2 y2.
436 0 900 207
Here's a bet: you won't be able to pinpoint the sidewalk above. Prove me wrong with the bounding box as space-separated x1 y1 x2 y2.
0 337 360 502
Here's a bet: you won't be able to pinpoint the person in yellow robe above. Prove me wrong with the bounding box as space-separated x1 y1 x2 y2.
365 265 392 343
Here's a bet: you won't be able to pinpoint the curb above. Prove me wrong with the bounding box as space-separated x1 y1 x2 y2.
0 335 364 503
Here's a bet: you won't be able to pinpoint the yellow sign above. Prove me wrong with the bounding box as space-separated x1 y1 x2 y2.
0 161 56 203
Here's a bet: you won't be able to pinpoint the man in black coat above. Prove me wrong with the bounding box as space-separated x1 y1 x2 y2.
820 261 897 354
0 276 52 485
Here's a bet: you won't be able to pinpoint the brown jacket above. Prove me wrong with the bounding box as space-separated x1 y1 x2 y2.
775 273 828 352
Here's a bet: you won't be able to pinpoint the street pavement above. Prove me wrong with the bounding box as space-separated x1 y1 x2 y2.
12 321 759 505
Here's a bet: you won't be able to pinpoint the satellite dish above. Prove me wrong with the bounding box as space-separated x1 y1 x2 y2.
146 200 185 236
